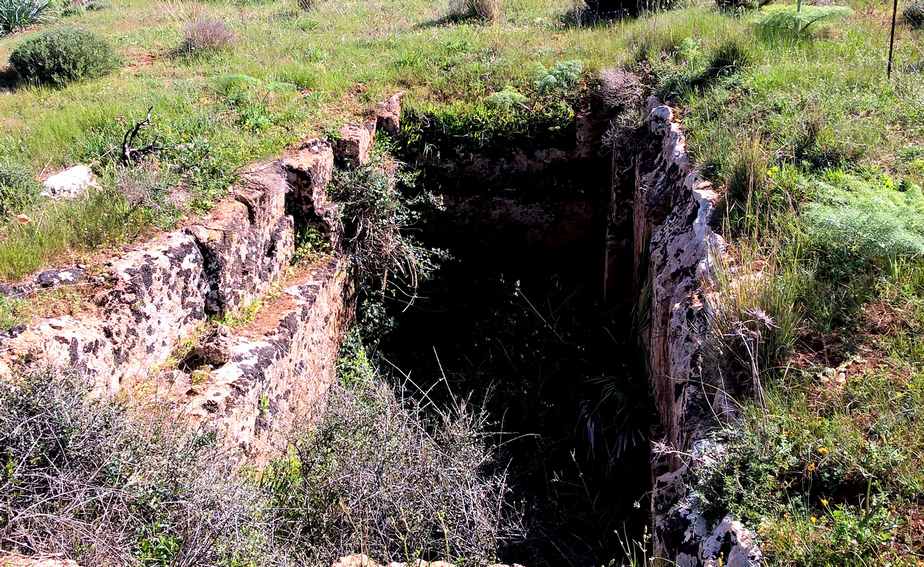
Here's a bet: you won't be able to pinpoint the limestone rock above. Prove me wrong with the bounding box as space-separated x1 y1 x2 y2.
41 165 98 200
335 121 376 166
283 139 339 238
375 92 404 136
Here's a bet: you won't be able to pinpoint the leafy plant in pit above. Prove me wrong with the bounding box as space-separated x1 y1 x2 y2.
327 157 438 294
9 27 119 86
905 0 924 29
0 0 51 36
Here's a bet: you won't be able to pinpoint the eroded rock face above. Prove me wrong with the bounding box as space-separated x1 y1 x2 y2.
375 93 403 136
628 100 761 565
335 120 376 166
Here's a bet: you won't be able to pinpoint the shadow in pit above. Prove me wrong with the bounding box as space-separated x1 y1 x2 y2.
376 190 654 566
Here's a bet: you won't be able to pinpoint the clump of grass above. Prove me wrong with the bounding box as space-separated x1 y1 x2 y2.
179 17 236 56
0 161 40 217
447 0 502 23
9 27 119 86
262 341 523 565
0 188 141 282
0 369 273 565
0 0 51 36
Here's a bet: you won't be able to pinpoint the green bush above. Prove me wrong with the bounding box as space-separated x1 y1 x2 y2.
0 0 51 36
905 0 924 29
0 161 40 216
715 0 771 12
9 27 119 86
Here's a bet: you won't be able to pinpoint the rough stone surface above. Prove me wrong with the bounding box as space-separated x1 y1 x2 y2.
0 266 89 299
0 161 301 394
375 93 403 136
282 139 340 243
40 165 98 200
186 162 294 314
335 121 376 166
181 257 352 459
629 100 760 565
0 231 209 393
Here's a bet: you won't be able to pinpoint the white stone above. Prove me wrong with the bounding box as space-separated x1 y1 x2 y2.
41 165 98 200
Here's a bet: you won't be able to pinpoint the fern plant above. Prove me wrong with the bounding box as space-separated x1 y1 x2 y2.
756 6 853 40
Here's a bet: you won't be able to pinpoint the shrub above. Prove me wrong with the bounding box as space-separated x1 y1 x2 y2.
0 370 272 565
263 372 523 564
0 0 51 36
9 27 119 86
580 0 677 19
180 17 235 55
715 0 771 12
0 161 40 216
447 0 501 22
905 0 924 29
328 158 438 292
534 59 584 96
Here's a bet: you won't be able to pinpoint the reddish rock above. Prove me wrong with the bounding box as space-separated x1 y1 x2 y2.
335 121 376 166
375 93 404 136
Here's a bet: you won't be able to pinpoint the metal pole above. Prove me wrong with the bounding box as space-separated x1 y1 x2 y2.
888 0 899 78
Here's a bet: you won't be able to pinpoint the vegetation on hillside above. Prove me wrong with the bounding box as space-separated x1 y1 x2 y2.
0 0 922 564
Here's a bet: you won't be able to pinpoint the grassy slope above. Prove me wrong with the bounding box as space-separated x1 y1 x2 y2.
2 0 924 564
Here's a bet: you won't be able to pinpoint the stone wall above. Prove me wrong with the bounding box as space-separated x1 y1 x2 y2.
629 100 762 566
0 138 354 462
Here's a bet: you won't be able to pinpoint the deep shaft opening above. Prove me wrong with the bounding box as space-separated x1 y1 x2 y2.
369 136 654 565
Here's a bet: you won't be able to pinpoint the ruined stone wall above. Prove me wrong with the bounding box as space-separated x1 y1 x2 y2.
629 101 762 566
0 139 353 461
